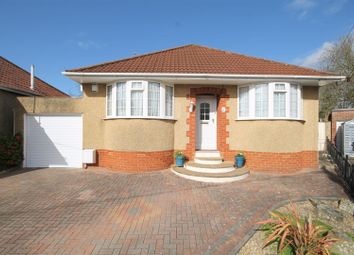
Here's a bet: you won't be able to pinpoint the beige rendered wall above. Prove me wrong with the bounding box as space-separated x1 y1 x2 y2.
174 84 319 153
15 84 174 152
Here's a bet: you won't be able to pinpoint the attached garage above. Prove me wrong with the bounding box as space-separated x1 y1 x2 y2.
24 114 83 168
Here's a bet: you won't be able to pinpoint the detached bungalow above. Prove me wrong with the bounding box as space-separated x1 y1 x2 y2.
15 45 345 176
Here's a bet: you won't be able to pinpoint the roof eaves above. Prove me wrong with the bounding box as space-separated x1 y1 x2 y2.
0 85 41 96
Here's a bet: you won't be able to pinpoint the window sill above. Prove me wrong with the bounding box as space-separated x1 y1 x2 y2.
104 116 176 121
236 118 305 122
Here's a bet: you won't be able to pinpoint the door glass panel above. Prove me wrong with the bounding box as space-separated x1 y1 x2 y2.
200 103 210 120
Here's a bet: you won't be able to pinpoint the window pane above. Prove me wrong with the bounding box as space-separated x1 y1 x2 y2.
165 86 173 117
131 82 143 89
239 87 249 117
200 103 210 120
275 84 286 90
131 91 143 116
274 92 286 117
107 86 112 116
116 82 126 116
148 82 160 116
290 84 298 118
255 84 268 117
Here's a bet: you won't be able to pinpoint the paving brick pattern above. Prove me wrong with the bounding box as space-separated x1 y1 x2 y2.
0 168 348 255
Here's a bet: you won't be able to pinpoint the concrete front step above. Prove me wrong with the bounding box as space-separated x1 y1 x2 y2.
195 150 221 158
194 156 223 165
171 166 249 183
185 161 235 173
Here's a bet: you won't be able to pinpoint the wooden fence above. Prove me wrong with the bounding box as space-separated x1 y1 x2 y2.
327 138 354 194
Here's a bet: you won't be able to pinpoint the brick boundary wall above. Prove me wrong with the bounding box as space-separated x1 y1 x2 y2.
331 109 354 142
93 149 174 172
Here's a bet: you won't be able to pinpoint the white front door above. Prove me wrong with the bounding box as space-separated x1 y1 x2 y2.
196 96 217 150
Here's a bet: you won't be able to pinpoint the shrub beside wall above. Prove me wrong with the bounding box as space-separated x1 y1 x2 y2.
0 133 23 170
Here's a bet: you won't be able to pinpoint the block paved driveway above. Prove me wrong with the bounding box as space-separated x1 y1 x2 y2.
0 167 348 255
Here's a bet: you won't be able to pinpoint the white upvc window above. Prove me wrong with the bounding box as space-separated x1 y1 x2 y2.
106 85 113 117
255 84 268 117
273 83 287 117
239 86 249 118
116 82 126 116
148 82 160 116
130 81 144 116
106 81 174 119
237 82 302 120
165 86 174 117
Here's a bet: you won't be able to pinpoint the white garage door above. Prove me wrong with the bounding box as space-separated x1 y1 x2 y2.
24 115 83 168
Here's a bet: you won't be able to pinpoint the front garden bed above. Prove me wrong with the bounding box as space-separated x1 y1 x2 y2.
238 199 354 255
0 133 23 172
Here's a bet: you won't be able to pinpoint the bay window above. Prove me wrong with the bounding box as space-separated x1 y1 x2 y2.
106 81 174 119
237 82 302 120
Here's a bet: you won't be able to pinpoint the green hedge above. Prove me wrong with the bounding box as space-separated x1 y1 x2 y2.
0 133 23 170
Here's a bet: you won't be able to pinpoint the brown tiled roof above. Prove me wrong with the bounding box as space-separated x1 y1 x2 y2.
67 44 331 76
0 56 68 97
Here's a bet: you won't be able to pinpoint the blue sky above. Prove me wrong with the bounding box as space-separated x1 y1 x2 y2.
1 0 353 96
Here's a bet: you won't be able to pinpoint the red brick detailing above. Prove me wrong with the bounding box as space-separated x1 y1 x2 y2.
94 149 174 172
185 87 229 160
223 150 318 173
331 109 354 142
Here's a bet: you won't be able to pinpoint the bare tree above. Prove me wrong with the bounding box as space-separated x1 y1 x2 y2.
319 32 354 118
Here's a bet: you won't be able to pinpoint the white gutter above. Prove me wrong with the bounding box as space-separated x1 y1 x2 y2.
0 85 39 96
62 71 346 81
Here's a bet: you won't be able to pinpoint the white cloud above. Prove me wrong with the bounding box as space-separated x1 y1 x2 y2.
293 41 334 67
324 0 348 15
288 0 316 19
77 40 106 50
287 0 348 19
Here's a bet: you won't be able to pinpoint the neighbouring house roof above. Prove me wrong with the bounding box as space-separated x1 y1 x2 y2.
66 44 332 77
0 56 68 97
